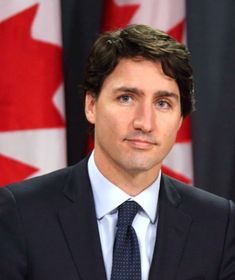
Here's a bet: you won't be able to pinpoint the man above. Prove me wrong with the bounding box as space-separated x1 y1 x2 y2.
0 24 234 280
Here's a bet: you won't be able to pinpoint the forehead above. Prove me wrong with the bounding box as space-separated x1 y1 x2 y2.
101 58 180 96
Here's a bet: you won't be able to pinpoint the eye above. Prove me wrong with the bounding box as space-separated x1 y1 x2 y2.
118 95 132 103
157 99 171 109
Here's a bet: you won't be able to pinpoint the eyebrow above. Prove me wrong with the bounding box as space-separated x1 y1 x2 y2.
113 86 141 94
156 90 179 100
113 86 179 100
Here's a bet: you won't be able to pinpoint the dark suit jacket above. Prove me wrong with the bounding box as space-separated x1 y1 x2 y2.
0 157 234 280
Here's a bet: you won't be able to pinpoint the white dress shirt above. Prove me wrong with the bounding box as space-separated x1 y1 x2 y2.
88 152 161 280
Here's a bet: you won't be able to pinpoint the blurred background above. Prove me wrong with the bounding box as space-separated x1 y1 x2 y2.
0 0 234 201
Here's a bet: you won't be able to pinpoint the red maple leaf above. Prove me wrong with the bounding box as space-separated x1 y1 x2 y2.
0 4 64 131
168 20 185 42
102 0 140 31
0 154 38 187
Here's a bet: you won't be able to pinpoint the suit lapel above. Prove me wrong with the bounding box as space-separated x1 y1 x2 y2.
58 158 107 280
149 175 193 280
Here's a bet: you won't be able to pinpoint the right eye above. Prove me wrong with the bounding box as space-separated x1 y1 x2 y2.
118 95 133 103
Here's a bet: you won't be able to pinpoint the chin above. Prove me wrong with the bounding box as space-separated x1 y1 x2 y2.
122 158 160 173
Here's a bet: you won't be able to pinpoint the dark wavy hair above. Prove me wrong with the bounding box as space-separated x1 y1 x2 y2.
82 24 195 117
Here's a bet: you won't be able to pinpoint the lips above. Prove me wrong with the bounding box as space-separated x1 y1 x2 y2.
125 138 156 149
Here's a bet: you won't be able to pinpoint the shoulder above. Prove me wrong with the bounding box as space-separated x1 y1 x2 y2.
161 175 235 277
0 156 89 205
162 174 234 219
5 165 72 198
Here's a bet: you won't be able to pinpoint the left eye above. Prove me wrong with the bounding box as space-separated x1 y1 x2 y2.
158 100 170 108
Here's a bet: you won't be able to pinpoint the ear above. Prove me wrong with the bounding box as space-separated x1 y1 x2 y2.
85 93 96 124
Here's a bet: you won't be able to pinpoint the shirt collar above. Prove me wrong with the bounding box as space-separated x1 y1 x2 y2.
88 151 161 223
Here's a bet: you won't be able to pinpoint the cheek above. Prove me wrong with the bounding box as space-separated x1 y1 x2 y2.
159 118 182 139
96 108 120 134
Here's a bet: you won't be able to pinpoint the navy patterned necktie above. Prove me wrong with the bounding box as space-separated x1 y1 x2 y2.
111 201 141 280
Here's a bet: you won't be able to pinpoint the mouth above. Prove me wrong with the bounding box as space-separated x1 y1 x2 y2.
125 138 157 149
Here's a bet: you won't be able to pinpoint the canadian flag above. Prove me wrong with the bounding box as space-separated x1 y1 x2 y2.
0 0 66 187
102 0 193 184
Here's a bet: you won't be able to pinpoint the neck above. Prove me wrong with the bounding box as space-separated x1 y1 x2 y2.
93 153 160 196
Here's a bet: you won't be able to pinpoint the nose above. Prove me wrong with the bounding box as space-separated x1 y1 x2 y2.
133 101 155 133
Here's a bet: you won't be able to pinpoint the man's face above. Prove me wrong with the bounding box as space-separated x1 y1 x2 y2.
85 58 182 180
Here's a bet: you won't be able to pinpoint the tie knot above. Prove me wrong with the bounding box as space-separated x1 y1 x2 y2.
117 201 140 227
